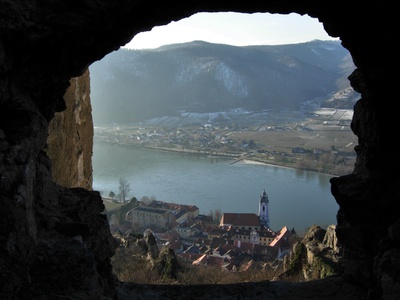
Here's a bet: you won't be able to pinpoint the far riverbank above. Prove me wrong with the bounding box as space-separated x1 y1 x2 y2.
96 140 345 177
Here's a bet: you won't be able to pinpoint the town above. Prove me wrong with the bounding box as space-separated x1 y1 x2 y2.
103 188 296 278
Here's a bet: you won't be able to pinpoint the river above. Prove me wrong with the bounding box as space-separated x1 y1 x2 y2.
92 142 339 235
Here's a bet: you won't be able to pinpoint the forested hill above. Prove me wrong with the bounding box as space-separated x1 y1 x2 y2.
89 40 357 126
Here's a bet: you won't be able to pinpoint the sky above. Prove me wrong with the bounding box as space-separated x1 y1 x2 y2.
123 12 339 50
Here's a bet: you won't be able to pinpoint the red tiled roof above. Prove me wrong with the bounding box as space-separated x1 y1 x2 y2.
222 243 235 252
210 237 228 249
146 201 199 214
220 213 260 227
208 256 225 267
178 252 203 262
195 237 211 246
269 226 289 247
208 228 226 237
149 201 198 211
188 205 200 212
169 240 183 251
242 260 254 272
158 230 180 242
192 254 225 267
222 262 236 272
233 240 254 253
192 254 208 265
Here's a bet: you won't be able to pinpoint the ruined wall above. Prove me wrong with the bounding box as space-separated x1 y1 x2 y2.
47 69 93 190
0 1 399 299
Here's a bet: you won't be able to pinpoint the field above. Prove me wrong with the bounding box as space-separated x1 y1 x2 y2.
103 198 125 212
229 126 356 154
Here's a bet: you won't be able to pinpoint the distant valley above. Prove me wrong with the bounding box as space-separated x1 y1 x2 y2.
89 40 359 127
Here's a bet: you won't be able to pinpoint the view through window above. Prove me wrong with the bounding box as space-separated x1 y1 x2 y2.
89 12 358 284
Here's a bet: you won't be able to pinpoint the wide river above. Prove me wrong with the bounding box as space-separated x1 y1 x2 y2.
92 142 339 235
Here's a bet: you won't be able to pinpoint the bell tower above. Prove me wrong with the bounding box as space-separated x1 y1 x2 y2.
259 189 270 228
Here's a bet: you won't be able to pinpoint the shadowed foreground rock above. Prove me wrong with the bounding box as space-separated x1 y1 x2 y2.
117 276 365 300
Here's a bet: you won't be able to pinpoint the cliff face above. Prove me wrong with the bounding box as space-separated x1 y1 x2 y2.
281 225 342 281
47 69 93 190
0 1 399 299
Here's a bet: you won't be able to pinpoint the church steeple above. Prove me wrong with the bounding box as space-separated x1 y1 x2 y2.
258 189 270 229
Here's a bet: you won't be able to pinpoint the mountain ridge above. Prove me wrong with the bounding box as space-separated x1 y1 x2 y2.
89 40 357 126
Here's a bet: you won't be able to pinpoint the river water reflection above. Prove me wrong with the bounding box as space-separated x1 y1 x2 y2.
92 142 339 234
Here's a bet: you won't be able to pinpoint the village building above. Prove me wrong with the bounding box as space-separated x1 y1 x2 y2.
207 228 228 239
258 228 277 245
228 227 276 246
175 221 202 239
145 201 200 222
125 200 200 231
126 206 175 230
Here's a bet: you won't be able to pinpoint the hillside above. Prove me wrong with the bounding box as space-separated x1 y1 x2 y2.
89 40 358 126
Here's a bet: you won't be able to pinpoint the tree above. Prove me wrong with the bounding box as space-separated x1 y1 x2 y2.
248 139 256 148
109 191 116 199
141 196 157 205
214 209 222 222
117 198 139 224
118 177 131 203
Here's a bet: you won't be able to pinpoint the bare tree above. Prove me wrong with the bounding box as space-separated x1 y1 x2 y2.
214 209 222 222
118 177 131 203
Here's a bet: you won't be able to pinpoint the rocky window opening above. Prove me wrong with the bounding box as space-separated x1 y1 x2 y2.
0 2 397 299
72 12 358 287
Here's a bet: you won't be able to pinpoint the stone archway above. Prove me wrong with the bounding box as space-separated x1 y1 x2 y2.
0 1 398 299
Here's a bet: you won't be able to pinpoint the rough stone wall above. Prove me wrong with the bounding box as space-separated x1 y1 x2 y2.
278 225 341 282
47 69 93 190
0 1 399 299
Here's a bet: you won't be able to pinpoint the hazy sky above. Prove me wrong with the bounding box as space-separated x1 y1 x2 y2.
124 12 339 50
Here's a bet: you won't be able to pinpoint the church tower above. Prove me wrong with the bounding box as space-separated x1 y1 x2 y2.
259 189 270 228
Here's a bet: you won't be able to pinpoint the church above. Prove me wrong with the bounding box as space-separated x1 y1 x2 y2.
219 189 279 246
219 189 271 230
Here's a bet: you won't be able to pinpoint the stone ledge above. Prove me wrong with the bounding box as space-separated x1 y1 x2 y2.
117 276 366 300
